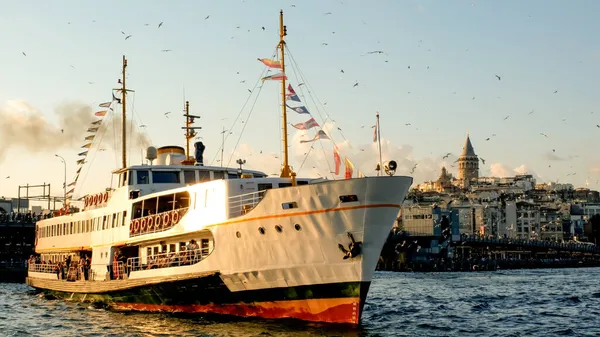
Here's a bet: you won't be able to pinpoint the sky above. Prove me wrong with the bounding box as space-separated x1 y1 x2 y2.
0 0 599 206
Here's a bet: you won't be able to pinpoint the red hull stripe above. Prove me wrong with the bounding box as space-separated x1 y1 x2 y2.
114 297 361 324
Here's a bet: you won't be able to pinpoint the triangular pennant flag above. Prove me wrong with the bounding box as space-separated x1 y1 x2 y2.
85 135 95 141
76 167 82 174
372 124 378 142
87 127 98 133
81 143 92 149
285 103 310 114
300 130 330 143
95 110 107 117
91 120 102 125
66 188 75 195
112 92 121 104
292 118 319 130
78 151 88 157
344 157 355 179
358 171 366 178
77 159 86 165
257 58 282 69
261 72 287 81
99 102 111 108
333 145 341 175
286 94 301 102
68 181 77 187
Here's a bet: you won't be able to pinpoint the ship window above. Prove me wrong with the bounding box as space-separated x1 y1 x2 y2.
339 195 359 203
157 194 174 213
228 173 238 179
70 222 73 235
179 242 186 250
275 225 283 233
142 197 158 216
102 216 107 230
112 213 117 228
169 244 176 253
198 171 210 183
153 247 159 255
297 180 309 185
121 172 128 187
279 183 292 188
174 191 191 209
122 211 127 226
152 171 180 184
282 202 298 209
184 170 196 184
129 171 134 185
258 183 273 191
147 247 152 256
294 224 302 231
236 231 241 238
212 171 225 180
258 227 265 235
137 170 150 184
161 244 167 252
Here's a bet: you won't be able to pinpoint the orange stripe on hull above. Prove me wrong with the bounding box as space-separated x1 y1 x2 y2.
114 297 361 324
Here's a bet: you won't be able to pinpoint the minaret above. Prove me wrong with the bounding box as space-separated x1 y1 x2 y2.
457 134 479 186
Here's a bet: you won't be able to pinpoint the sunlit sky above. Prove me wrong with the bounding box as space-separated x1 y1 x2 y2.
1 0 599 205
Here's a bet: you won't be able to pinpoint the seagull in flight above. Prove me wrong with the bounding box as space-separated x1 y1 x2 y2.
161 49 172 52
164 112 171 118
125 35 132 40
540 132 548 138
442 153 452 159
22 52 26 56
495 74 501 81
158 22 163 28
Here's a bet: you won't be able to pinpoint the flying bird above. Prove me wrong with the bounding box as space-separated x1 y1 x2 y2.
158 22 163 28
442 153 452 159
164 112 171 118
140 124 146 128
205 15 210 20
495 74 501 81
161 49 172 52
324 12 332 15
353 82 359 87
125 35 132 40
362 51 386 56
5 176 9 179
409 164 418 174
480 157 486 164
529 109 535 115
540 132 548 138
22 52 26 56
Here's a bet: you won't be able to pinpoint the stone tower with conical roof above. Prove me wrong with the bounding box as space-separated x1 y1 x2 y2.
457 134 479 186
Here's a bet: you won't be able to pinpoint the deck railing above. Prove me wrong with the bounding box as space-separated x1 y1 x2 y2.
129 207 189 237
28 263 56 274
228 190 267 218
127 249 208 272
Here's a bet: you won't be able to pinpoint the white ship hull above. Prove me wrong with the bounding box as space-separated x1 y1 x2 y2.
28 175 412 324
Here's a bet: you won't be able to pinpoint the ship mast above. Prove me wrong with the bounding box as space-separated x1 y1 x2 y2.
182 100 201 165
278 10 296 185
121 55 127 169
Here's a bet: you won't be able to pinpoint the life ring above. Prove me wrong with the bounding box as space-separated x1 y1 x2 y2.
93 194 98 205
154 214 162 230
171 211 180 225
141 218 147 232
134 219 140 232
98 193 104 204
163 213 171 228
103 192 109 203
84 196 89 207
129 224 135 235
147 216 154 230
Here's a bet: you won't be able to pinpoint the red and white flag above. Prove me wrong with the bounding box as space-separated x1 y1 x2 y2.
333 146 341 175
292 118 319 130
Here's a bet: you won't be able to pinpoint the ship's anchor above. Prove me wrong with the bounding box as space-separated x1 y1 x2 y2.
338 232 362 260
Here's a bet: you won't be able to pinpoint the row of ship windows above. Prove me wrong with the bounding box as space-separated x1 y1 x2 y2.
37 211 128 239
235 223 302 238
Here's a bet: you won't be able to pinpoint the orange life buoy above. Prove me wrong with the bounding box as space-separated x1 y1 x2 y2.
171 210 180 225
84 196 89 207
93 194 98 205
98 193 103 204
147 216 154 230
134 219 140 232
154 214 162 230
141 218 147 232
103 192 109 203
163 213 171 228
129 224 135 235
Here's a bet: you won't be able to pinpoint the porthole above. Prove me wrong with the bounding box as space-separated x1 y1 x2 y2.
236 231 241 238
258 227 266 235
275 225 283 233
294 224 302 231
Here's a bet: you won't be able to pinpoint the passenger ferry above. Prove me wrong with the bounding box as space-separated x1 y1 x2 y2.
26 11 413 325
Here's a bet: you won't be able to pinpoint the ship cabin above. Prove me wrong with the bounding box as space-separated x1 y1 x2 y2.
31 145 324 282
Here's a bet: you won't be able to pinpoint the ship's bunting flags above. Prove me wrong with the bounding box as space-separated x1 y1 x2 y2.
261 72 287 81
344 157 355 179
76 167 82 174
87 127 98 133
257 58 282 69
81 143 92 149
292 117 319 130
95 110 107 117
285 103 310 114
372 124 377 142
66 188 75 195
68 181 77 187
112 92 121 104
333 145 341 175
78 151 88 157
300 130 330 143
77 159 85 165
91 120 102 125
99 102 111 108
85 135 95 141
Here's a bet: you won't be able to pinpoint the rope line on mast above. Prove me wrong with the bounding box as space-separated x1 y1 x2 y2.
209 48 278 166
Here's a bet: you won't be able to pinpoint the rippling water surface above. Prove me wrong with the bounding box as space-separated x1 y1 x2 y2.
2 268 600 336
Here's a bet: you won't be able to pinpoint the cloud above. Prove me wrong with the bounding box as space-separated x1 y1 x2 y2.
490 162 539 179
543 151 564 161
